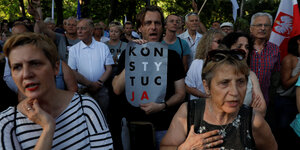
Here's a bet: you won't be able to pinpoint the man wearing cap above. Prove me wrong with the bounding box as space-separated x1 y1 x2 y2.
220 22 234 34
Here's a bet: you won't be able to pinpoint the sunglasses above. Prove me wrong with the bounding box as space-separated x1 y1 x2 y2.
206 49 246 63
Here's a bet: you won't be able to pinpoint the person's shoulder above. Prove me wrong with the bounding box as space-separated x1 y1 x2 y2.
177 31 188 38
0 107 16 124
266 41 279 51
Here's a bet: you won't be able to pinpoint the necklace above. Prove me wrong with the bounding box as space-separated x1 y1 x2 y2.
207 102 233 138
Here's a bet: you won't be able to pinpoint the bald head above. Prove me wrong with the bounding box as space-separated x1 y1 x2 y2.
12 24 29 34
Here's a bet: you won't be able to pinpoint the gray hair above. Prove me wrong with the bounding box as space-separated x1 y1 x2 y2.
185 12 199 22
67 16 78 24
250 12 273 25
78 18 94 29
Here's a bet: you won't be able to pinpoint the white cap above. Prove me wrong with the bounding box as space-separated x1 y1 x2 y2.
220 22 233 28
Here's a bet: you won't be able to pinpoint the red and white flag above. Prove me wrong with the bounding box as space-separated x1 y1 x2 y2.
269 0 300 61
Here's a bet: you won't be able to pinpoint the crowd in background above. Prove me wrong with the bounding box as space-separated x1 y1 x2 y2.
0 0 300 150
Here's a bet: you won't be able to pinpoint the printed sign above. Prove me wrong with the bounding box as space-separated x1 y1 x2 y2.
125 42 168 107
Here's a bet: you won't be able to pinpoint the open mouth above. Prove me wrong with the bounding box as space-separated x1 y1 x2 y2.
149 33 157 37
25 83 39 91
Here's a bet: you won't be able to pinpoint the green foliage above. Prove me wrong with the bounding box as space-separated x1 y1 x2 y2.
0 0 299 33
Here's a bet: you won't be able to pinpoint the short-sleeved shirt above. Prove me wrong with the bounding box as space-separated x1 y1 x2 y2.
177 30 202 65
250 41 280 104
162 37 191 59
0 93 113 149
105 40 128 59
185 59 205 100
296 76 300 86
68 38 114 88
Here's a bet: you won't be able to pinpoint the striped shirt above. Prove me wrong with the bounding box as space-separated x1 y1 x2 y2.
0 93 113 150
250 41 280 104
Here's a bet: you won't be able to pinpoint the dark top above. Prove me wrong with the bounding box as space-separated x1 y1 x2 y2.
116 49 185 131
188 99 256 149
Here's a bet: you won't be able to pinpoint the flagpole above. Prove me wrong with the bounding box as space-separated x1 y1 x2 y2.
198 0 208 15
51 0 54 20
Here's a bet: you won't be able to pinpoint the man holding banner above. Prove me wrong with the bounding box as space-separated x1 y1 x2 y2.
112 5 185 150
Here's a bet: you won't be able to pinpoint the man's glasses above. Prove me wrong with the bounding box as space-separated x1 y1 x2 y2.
251 24 271 28
206 49 246 63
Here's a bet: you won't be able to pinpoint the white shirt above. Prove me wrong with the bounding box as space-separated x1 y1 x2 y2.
3 57 18 93
68 38 114 87
185 59 205 100
178 30 202 66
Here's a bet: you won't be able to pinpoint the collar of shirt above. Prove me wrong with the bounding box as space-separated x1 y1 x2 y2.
80 38 96 49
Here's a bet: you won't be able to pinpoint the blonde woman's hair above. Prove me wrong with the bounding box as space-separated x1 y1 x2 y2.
195 29 225 59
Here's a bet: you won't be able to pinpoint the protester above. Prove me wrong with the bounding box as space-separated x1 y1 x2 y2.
65 16 80 47
44 17 56 31
220 22 234 34
275 34 300 148
68 18 114 118
211 20 221 29
162 14 191 72
3 22 78 102
94 22 110 43
222 32 267 116
185 29 225 101
160 49 277 150
0 32 113 149
112 5 185 149
178 12 203 66
105 21 127 64
249 12 280 105
176 15 185 35
121 21 138 42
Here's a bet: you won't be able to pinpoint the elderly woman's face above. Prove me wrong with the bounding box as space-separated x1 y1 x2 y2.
9 44 58 99
205 64 247 114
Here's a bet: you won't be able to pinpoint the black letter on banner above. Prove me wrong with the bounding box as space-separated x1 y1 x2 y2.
130 76 135 86
154 76 161 85
141 76 149 85
129 46 136 56
154 47 163 56
129 61 135 71
141 47 150 56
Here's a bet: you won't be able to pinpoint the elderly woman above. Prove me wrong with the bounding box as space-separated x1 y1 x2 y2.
0 33 113 149
222 32 266 116
160 49 277 149
185 29 225 100
105 21 128 64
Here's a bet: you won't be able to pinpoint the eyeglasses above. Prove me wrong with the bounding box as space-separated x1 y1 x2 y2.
167 19 180 24
76 26 88 31
251 24 271 28
206 49 246 63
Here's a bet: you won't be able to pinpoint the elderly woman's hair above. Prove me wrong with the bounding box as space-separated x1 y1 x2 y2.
288 34 300 57
185 12 198 23
250 12 273 25
195 29 225 59
202 46 249 88
109 21 123 32
221 32 253 65
3 32 59 68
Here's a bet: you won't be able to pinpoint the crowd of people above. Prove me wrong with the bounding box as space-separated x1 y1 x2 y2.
0 0 300 149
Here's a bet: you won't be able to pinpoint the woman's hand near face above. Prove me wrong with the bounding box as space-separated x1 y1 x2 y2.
18 98 55 129
18 98 55 150
178 125 223 150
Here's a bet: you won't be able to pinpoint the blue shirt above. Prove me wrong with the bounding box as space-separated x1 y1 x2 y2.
162 37 191 59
